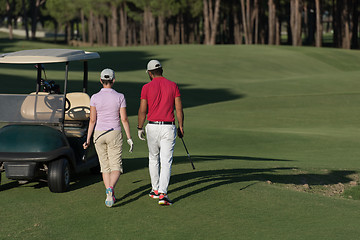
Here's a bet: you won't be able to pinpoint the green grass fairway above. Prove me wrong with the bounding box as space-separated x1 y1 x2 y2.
2 39 360 239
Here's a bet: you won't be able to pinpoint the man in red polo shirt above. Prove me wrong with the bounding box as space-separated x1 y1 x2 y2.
137 60 184 206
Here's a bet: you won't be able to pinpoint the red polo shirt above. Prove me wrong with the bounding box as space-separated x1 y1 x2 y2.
140 76 181 122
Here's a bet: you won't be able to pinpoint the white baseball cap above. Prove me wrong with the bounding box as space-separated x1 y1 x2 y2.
100 68 115 80
147 60 162 72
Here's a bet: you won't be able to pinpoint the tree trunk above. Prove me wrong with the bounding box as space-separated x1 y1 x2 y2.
6 0 14 40
100 16 107 45
240 0 249 44
203 0 221 45
252 0 258 44
180 14 185 44
88 10 94 45
110 3 118 47
149 7 156 45
175 15 181 44
158 16 166 45
240 0 254 44
233 10 242 44
65 22 71 44
54 21 58 43
31 0 41 40
142 6 156 45
268 0 276 45
144 7 149 45
94 15 103 45
210 0 221 44
290 0 303 46
128 21 137 46
167 20 175 44
119 2 127 46
132 22 138 45
351 0 359 49
81 9 86 43
107 16 111 46
22 0 29 40
203 0 210 44
341 0 351 49
315 0 322 47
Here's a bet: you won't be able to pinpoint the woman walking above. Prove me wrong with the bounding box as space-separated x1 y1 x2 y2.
84 68 133 207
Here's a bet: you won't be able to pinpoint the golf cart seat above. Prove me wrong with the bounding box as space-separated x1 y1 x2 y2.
64 92 90 137
21 92 63 121
65 92 90 121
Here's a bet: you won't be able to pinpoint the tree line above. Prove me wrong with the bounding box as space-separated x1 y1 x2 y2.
0 0 358 49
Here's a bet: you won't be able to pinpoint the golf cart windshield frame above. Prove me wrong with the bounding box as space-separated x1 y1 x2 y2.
0 49 100 130
0 93 64 124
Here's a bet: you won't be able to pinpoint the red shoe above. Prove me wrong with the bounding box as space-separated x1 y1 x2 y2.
158 194 173 206
149 190 159 199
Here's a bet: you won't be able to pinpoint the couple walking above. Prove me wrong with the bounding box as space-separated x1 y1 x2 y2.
83 60 184 207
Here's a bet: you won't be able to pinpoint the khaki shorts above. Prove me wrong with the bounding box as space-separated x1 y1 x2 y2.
94 130 123 173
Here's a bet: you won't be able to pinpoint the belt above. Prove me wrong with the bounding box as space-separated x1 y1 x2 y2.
148 121 175 125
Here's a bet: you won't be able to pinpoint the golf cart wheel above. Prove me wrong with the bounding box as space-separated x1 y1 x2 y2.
48 158 70 193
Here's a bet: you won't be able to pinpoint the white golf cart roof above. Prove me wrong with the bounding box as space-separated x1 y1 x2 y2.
0 49 100 64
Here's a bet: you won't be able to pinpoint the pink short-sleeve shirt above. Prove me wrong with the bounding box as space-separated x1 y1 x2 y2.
90 88 126 131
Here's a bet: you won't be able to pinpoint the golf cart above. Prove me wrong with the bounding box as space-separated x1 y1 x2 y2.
0 49 100 192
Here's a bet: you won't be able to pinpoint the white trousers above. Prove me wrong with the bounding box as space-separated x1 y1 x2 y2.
145 124 176 194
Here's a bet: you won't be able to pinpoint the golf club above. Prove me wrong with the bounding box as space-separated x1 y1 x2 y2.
82 128 114 162
180 137 195 170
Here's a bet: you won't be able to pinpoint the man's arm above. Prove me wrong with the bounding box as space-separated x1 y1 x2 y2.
138 99 147 129
175 97 184 136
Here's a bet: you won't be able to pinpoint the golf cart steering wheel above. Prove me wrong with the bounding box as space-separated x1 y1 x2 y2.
43 96 71 112
67 106 90 120
64 98 71 111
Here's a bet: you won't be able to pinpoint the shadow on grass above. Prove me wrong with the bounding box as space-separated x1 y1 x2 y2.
0 155 356 202
114 167 356 206
111 155 357 206
0 74 243 117
0 171 103 193
169 168 356 203
0 178 20 190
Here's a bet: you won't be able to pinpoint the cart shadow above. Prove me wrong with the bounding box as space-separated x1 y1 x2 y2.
0 172 103 192
0 178 20 191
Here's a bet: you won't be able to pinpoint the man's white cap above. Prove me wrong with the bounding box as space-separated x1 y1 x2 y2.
147 60 162 72
100 68 115 80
